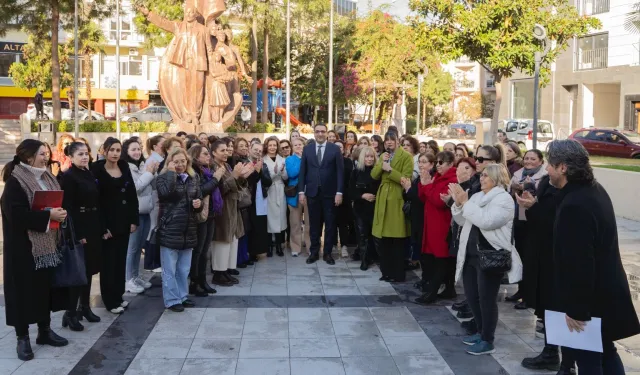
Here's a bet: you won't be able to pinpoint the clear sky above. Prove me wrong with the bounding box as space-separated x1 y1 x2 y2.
357 0 414 21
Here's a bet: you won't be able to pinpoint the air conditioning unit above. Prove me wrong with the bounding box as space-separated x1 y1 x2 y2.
129 48 138 56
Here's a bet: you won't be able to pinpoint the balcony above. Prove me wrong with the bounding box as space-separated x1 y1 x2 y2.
575 47 608 71
455 80 476 91
579 0 609 15
454 56 475 67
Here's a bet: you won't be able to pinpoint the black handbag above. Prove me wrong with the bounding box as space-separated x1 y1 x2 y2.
476 229 512 274
149 209 171 245
284 185 297 198
53 217 88 287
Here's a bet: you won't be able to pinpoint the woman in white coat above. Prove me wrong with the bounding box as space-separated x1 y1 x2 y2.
262 136 288 257
123 138 159 294
449 163 522 356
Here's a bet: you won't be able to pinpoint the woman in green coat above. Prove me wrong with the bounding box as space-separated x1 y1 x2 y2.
371 131 413 282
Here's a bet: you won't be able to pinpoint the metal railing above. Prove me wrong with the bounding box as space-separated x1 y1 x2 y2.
455 56 472 64
455 80 475 89
579 0 610 15
575 47 608 70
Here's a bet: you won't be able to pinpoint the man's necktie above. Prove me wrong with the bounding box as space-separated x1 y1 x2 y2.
317 145 323 164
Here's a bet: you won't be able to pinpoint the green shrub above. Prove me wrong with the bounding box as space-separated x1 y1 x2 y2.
30 120 168 133
250 122 276 133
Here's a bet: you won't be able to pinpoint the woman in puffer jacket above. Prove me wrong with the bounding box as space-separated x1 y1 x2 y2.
156 148 203 312
449 163 522 356
122 138 159 295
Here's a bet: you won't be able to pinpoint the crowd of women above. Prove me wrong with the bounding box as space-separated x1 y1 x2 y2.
0 127 580 373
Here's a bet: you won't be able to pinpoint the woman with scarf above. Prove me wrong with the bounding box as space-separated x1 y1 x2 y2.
187 144 225 296
51 134 74 176
247 141 272 262
232 138 253 268
506 149 547 309
505 141 524 177
2 139 70 361
263 136 288 257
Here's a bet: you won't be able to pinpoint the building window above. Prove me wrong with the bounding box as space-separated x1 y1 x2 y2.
108 10 144 42
0 53 20 78
511 79 541 119
121 56 143 76
575 33 608 71
486 74 495 88
578 0 609 15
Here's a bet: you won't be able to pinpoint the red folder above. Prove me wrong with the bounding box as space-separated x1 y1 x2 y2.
32 190 64 230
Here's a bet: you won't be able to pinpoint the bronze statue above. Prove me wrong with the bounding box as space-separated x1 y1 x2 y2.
138 0 249 133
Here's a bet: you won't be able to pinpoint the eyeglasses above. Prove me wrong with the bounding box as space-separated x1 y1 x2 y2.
315 130 327 134
281 146 290 149
436 160 446 165
475 156 491 163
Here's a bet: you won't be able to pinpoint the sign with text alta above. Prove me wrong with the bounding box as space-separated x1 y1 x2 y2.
0 42 25 53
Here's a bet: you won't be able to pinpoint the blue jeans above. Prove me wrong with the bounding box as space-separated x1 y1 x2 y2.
126 214 151 280
160 247 193 308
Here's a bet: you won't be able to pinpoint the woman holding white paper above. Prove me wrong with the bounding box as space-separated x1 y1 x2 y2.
449 163 522 356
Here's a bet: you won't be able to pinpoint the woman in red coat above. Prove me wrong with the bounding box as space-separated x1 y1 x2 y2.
416 150 457 304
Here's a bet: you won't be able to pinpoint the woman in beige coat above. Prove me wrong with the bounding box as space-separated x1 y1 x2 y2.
211 140 247 287
262 136 288 257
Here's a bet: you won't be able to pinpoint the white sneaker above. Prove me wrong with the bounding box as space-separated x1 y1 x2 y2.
121 300 130 308
110 307 124 314
291 252 299 257
152 267 162 273
126 280 144 294
341 246 349 258
135 277 152 289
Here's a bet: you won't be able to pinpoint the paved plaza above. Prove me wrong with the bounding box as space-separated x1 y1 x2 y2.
0 217 638 374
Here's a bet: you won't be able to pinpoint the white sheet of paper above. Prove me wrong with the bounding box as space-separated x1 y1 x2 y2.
545 310 603 353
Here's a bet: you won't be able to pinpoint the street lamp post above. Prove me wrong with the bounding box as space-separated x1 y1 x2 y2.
285 0 291 136
73 0 79 137
532 24 549 150
328 0 334 129
372 80 376 135
417 74 423 135
116 0 121 139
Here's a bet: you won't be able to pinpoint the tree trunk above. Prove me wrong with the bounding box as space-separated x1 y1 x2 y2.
491 73 502 145
84 54 92 120
261 17 269 124
51 0 61 120
250 15 258 127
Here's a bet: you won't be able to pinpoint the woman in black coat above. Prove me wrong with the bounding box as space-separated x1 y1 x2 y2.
335 140 354 257
2 139 69 361
91 138 139 314
350 146 381 270
247 141 273 262
61 142 108 330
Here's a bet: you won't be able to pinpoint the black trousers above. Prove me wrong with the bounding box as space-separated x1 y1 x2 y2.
379 237 406 281
424 254 455 294
69 277 93 312
564 341 624 375
307 191 337 256
336 204 352 247
100 234 129 310
15 319 51 337
191 217 214 282
354 210 375 260
269 232 285 247
462 255 502 343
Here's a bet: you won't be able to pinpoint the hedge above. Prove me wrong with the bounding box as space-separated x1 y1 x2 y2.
31 120 169 133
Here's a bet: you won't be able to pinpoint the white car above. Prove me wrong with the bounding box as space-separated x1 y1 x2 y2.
503 118 555 151
27 101 105 121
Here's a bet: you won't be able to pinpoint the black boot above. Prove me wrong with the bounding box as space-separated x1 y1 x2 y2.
200 280 217 294
190 282 209 297
211 272 233 287
77 305 101 323
556 365 577 375
505 290 522 302
452 300 468 311
437 287 457 299
35 325 68 347
415 290 438 305
62 311 84 332
276 243 284 257
267 244 274 257
461 318 478 335
521 345 560 370
16 335 33 361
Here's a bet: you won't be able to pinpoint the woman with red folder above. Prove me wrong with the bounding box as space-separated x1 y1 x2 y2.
2 139 69 361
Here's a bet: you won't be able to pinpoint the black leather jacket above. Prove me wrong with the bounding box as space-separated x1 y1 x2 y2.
156 171 203 250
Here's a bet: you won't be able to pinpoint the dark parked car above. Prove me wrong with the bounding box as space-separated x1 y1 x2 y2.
449 123 476 138
569 128 640 158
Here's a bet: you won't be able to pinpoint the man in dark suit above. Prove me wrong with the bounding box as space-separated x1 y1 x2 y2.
298 123 344 265
548 139 640 375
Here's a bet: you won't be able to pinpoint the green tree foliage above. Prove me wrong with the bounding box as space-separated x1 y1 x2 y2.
9 35 73 92
410 0 601 140
0 0 111 119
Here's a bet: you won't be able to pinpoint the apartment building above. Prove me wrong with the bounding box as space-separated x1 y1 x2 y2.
498 0 640 137
441 57 496 122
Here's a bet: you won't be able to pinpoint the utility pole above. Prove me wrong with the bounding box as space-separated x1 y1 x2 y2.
328 0 334 129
